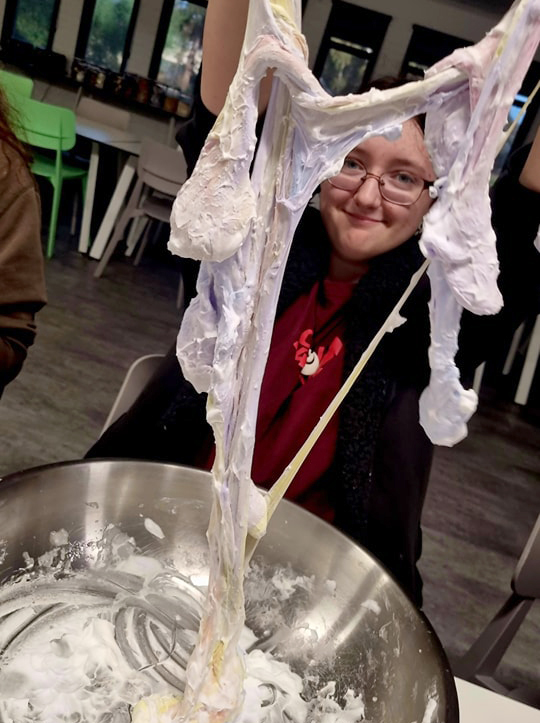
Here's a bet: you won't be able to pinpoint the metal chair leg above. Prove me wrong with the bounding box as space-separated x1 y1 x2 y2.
454 593 534 692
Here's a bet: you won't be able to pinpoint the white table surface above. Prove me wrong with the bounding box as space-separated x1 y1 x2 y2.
76 117 141 154
75 117 142 257
32 80 175 259
456 678 540 723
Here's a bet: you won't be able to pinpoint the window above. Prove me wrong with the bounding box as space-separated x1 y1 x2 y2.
400 26 471 81
313 0 390 95
319 39 372 97
76 0 140 74
401 28 539 182
150 0 206 110
1 0 60 52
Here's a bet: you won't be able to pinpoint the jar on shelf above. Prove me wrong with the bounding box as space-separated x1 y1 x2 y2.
136 77 150 105
163 87 180 114
71 58 87 84
150 82 166 109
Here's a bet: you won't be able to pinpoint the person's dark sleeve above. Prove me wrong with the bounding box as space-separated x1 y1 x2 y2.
368 384 434 607
456 143 540 380
176 80 218 176
174 81 220 303
86 342 211 463
365 288 433 607
175 74 266 177
0 146 46 394
0 310 37 389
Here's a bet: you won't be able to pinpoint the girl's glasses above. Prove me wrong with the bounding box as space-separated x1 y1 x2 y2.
328 158 438 206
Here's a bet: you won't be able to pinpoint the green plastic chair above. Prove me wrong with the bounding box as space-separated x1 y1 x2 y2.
14 96 88 258
0 68 33 104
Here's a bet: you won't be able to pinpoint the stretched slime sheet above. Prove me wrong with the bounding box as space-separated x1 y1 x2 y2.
166 0 540 720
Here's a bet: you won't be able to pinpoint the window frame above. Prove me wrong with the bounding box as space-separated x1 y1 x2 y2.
312 0 391 94
75 0 141 75
400 25 472 80
148 0 207 82
1 0 61 52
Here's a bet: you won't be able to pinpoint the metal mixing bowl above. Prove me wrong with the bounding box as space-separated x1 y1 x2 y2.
0 459 458 722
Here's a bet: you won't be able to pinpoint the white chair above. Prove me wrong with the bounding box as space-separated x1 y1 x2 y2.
101 354 165 434
472 314 539 405
93 138 187 279
454 514 540 706
514 314 540 405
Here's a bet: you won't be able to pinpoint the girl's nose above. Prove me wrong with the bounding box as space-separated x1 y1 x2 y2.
352 176 381 207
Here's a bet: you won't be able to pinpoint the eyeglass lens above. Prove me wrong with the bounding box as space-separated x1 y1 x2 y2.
330 159 425 205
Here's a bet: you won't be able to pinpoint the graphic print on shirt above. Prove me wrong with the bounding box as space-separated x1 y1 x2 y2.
293 328 344 382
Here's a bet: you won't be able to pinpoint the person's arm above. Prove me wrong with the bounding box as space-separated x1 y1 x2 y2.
0 145 46 393
519 124 540 191
200 0 274 117
0 312 36 389
456 131 540 378
177 0 275 174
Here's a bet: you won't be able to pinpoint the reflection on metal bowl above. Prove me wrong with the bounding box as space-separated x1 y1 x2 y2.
0 460 458 722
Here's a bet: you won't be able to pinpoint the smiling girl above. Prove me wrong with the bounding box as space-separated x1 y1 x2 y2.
87 0 537 607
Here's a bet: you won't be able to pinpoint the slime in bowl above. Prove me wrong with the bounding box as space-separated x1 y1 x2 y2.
0 460 458 722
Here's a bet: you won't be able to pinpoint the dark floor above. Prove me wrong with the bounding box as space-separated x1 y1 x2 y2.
1 227 539 701
420 395 540 694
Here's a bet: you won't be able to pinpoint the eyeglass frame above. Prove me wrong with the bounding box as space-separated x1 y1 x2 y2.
327 159 439 206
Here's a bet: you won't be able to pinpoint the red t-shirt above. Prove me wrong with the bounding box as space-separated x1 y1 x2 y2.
201 278 355 521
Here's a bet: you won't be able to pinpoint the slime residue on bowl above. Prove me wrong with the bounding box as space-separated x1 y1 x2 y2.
0 525 371 723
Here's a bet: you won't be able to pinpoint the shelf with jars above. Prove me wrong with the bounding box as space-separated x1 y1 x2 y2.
70 58 193 120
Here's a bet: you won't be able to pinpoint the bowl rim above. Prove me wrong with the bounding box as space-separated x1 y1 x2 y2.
0 457 459 722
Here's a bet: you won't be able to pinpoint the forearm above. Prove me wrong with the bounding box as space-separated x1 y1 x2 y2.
201 0 273 116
